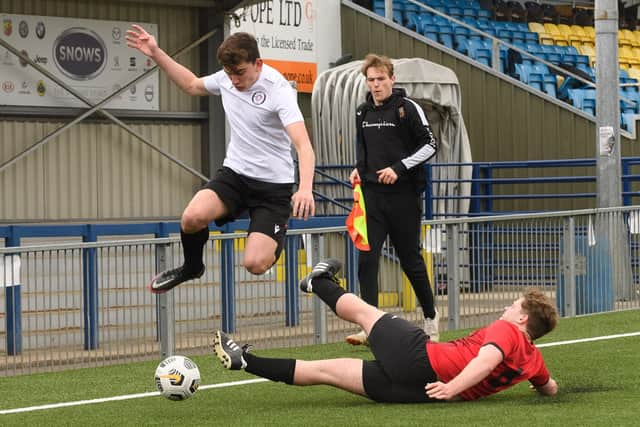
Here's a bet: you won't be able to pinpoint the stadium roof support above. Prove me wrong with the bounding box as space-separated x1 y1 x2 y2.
595 0 622 208
594 0 633 303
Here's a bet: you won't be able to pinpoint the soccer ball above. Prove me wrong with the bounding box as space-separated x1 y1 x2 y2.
154 355 201 401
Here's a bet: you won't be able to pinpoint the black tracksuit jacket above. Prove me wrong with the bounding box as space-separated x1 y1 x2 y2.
355 87 438 193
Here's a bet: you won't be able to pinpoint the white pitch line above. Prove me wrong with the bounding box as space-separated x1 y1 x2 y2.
536 331 640 348
0 378 268 415
2 332 639 415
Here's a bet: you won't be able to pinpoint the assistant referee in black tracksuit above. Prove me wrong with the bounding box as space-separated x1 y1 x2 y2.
348 54 439 344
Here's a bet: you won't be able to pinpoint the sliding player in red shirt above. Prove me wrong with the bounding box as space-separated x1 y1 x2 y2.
213 258 559 403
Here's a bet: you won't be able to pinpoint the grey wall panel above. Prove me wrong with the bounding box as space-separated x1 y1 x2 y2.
1 120 201 222
1 0 208 222
43 121 98 220
95 122 202 219
1 120 47 219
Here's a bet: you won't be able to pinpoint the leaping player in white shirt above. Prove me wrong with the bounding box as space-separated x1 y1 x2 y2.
126 25 316 293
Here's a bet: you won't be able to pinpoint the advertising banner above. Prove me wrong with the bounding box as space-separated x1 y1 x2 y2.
231 0 317 93
0 13 159 110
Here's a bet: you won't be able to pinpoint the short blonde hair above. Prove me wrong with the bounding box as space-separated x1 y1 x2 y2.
361 53 394 78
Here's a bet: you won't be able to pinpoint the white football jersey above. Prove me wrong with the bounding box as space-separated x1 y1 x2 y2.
202 64 303 183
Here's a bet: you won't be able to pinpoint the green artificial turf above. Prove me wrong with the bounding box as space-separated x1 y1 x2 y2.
1 309 639 426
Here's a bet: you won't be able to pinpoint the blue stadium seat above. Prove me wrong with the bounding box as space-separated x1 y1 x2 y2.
622 113 637 131
557 75 591 102
518 63 544 91
461 17 479 28
542 72 558 97
477 9 493 20
499 45 509 73
438 24 455 49
432 13 450 26
455 35 471 53
568 88 596 115
403 2 421 29
560 46 580 67
406 13 423 32
511 31 526 44
540 45 562 65
447 6 464 19
497 28 513 42
514 63 557 97
576 63 596 81
575 55 590 67
463 7 477 19
422 23 439 42
524 31 539 44
562 53 579 67
454 24 471 37
469 38 492 66
620 89 639 114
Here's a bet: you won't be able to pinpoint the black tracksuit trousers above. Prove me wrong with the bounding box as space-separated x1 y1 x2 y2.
357 185 436 319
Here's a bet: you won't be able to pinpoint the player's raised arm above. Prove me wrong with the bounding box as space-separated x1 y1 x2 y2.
125 24 208 96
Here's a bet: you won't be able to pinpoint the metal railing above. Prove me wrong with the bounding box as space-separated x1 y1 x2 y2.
2 207 640 376
314 157 640 218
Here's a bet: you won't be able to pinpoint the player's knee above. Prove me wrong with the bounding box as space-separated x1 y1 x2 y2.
181 211 207 233
243 256 272 275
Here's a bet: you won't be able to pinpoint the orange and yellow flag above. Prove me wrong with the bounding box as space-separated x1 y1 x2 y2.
345 180 370 251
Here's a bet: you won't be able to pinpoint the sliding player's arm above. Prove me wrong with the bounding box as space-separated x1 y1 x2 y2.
425 344 503 400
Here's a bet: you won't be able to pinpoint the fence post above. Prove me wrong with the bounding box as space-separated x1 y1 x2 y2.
446 224 460 330
562 217 577 317
345 237 359 294
155 223 174 358
4 229 22 355
470 165 481 214
484 166 494 214
425 164 433 220
82 224 99 350
285 235 300 326
220 238 235 333
310 234 327 344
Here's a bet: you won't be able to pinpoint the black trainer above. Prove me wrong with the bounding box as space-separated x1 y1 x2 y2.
299 258 342 293
147 265 205 294
213 331 249 370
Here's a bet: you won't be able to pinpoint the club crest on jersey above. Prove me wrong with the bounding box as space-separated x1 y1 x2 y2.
252 90 266 105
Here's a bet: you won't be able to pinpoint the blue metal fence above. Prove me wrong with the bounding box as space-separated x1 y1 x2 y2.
4 157 640 359
0 217 348 356
314 157 640 219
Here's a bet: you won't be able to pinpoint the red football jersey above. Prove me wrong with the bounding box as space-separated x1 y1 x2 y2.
426 320 550 400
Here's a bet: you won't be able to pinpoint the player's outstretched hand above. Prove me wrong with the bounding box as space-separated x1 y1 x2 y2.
291 189 315 220
425 381 456 401
126 24 158 57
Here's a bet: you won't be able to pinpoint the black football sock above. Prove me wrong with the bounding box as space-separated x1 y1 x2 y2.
311 277 347 314
181 227 208 273
243 353 296 385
